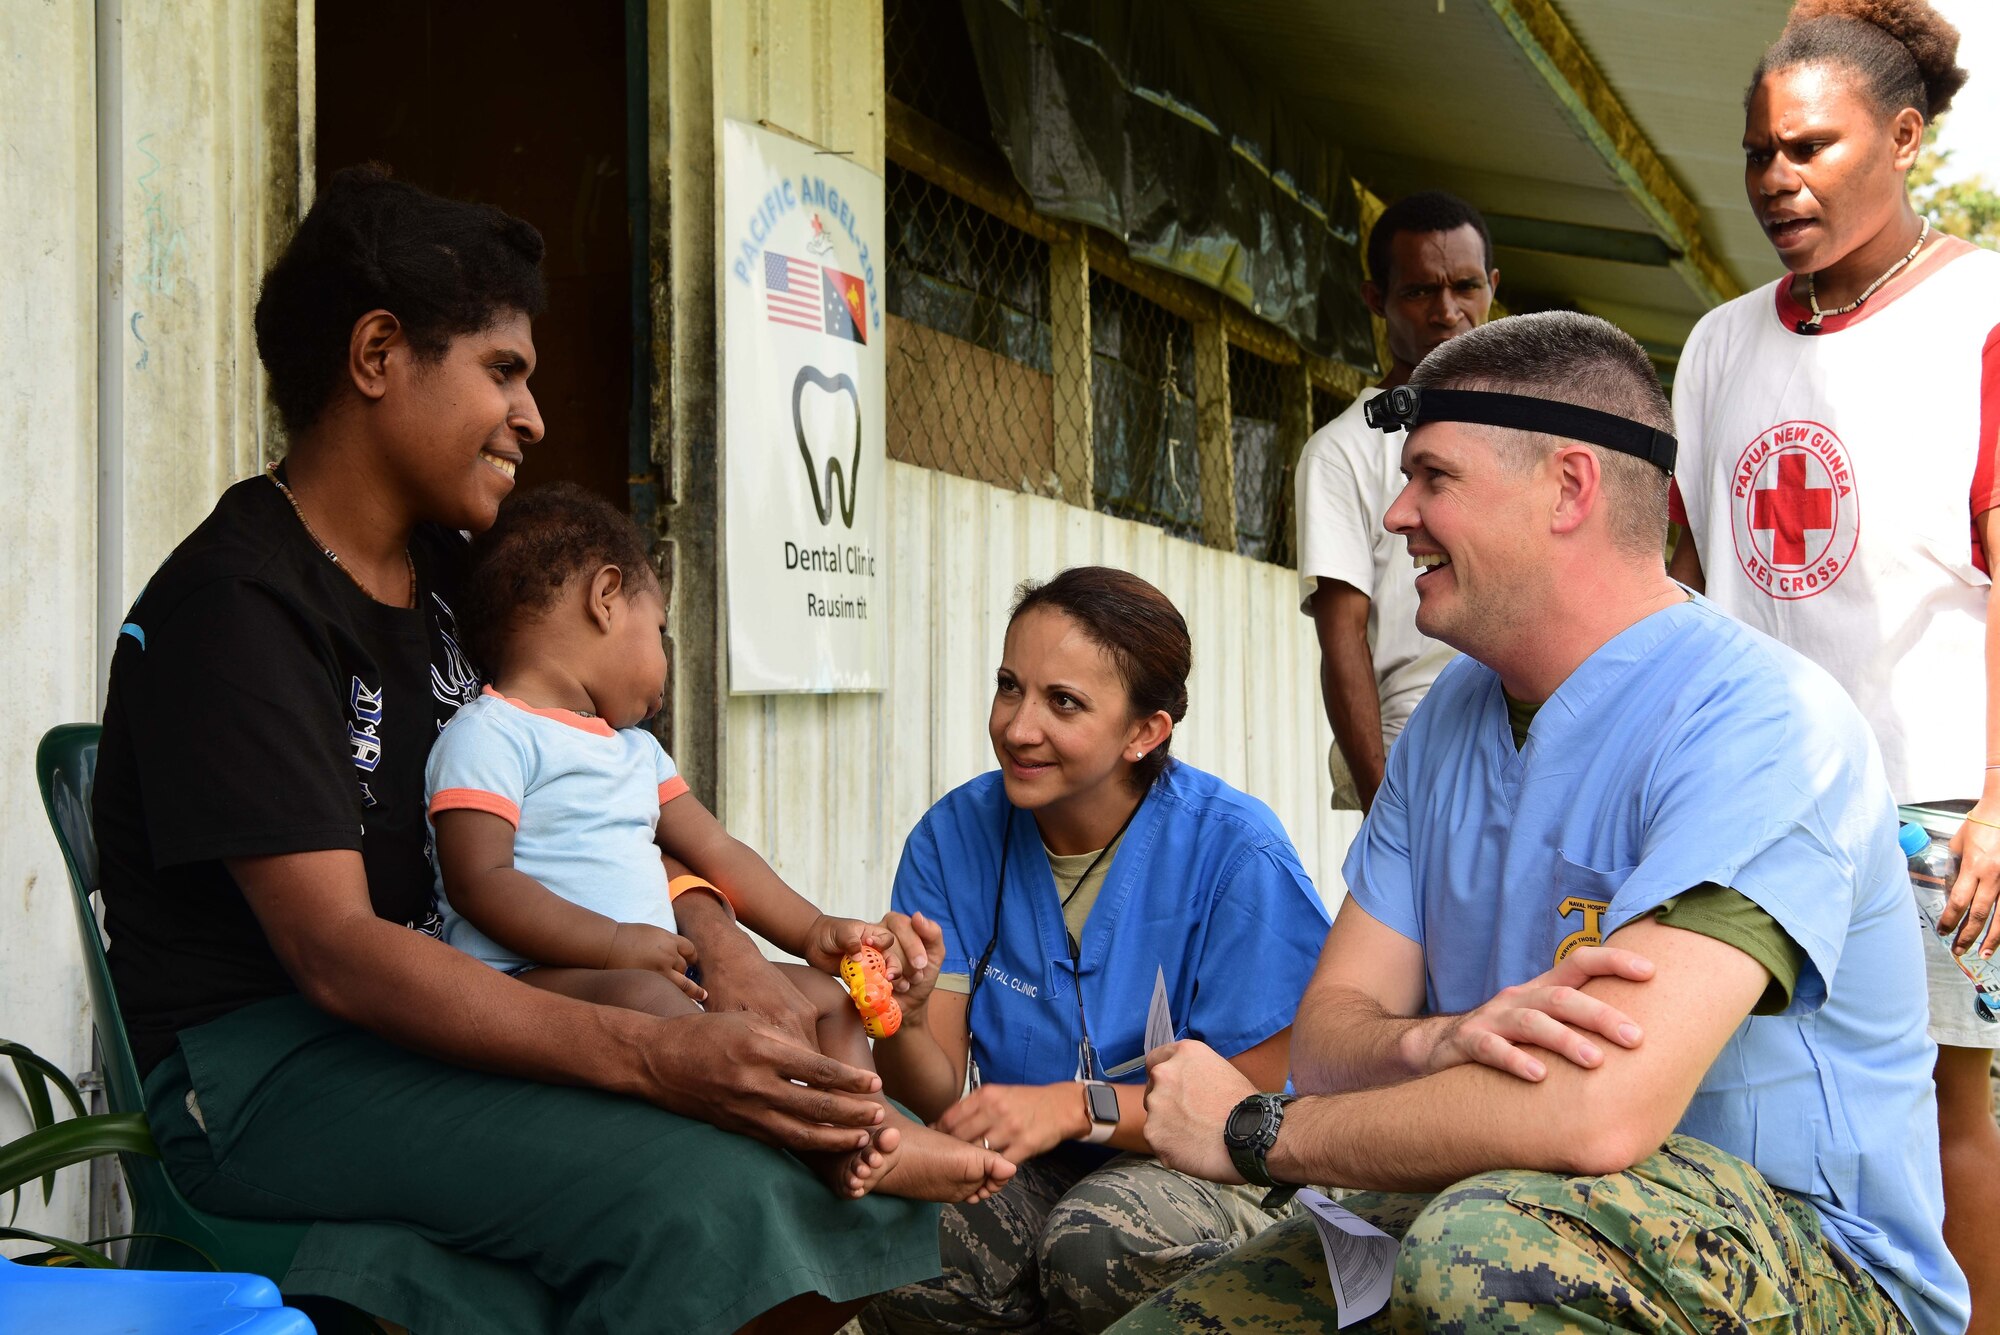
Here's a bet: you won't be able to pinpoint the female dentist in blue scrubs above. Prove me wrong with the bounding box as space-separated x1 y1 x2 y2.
862 566 1333 1335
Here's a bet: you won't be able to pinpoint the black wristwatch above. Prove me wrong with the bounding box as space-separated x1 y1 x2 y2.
1224 1092 1297 1208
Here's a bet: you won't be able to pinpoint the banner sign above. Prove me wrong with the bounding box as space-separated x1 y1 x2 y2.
721 119 887 692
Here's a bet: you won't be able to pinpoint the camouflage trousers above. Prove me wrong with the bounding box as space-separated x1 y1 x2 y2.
861 1147 1285 1334
1107 1135 1912 1334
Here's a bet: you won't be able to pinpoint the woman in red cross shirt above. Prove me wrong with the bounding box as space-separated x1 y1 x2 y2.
1666 0 2000 1319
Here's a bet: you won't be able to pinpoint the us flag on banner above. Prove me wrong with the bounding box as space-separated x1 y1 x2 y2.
764 252 823 332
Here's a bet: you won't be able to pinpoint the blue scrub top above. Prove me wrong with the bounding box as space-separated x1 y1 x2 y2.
892 760 1331 1090
1346 595 1966 1335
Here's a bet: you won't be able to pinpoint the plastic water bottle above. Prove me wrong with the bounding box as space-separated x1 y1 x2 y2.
1899 821 2000 1024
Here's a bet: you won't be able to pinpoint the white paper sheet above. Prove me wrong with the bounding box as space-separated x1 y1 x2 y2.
1144 965 1174 1053
1106 966 1175 1076
1296 1189 1397 1328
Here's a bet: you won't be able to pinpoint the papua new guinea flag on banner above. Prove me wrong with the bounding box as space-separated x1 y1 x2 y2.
823 268 867 345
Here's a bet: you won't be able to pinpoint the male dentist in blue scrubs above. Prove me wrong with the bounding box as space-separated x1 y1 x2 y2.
1121 311 1965 1335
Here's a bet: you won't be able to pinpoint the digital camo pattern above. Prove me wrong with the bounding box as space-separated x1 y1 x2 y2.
1107 1136 1911 1334
863 1150 1283 1333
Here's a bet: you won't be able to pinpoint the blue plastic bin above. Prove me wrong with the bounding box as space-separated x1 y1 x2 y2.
0 1259 315 1334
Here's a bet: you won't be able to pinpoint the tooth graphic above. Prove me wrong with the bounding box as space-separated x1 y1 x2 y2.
792 365 863 528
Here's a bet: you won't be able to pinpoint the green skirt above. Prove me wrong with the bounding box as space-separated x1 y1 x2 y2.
145 995 941 1335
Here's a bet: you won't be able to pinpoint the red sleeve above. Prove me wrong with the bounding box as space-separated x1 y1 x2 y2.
1973 324 2000 576
1667 477 1689 528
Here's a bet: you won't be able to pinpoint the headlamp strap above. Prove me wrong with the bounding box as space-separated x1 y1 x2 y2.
1364 385 1676 474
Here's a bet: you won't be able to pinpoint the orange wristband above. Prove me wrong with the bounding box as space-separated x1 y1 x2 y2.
667 874 735 919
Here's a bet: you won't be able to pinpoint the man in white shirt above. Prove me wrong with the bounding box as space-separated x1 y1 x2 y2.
1295 191 1499 809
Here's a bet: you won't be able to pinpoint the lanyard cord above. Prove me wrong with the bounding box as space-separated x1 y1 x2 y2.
966 793 1146 1084
1060 833 1122 917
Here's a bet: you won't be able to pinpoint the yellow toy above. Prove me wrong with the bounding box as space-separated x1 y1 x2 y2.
841 945 902 1039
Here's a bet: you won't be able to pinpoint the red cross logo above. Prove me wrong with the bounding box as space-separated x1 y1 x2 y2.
1727 422 1859 601
1749 453 1834 565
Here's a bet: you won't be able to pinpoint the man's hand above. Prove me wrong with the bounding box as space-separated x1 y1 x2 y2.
604 923 706 1002
933 1083 1085 1164
1944 802 2000 957
1143 1041 1252 1183
1416 946 1654 1082
874 911 944 1007
674 890 826 1053
698 948 826 1054
1310 579 1388 811
645 1011 885 1153
799 913 900 978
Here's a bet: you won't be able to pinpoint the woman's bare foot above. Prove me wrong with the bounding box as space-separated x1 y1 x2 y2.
839 1117 1014 1203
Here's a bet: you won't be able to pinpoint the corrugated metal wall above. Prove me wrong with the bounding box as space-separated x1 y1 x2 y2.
724 461 1360 933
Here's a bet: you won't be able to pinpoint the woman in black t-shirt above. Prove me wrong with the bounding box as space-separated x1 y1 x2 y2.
94 166 939 1334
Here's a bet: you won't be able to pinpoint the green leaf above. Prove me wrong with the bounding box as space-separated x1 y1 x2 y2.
0 1224 117 1268
0 1040 90 1208
0 1114 156 1200
0 1042 89 1120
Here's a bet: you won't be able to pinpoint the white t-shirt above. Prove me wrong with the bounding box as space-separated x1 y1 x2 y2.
1295 387 1457 741
425 688 691 971
1671 239 2000 803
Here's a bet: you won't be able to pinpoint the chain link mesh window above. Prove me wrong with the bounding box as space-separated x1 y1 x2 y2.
1228 345 1288 564
1089 273 1201 542
884 164 1061 494
881 0 1368 568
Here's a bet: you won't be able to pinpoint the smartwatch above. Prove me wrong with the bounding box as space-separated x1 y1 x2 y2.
1224 1092 1297 1208
1080 1080 1120 1144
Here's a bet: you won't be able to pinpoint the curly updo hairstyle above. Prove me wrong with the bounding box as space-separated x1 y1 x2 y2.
254 164 548 436
1009 567 1192 792
461 484 657 676
1751 0 1968 121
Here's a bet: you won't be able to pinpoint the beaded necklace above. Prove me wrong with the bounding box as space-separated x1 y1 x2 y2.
1797 217 1931 333
266 465 417 608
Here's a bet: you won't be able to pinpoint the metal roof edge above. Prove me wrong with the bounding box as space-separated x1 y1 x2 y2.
1481 0 1743 309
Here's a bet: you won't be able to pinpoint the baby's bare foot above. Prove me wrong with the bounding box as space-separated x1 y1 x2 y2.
836 1123 900 1198
848 1118 1015 1204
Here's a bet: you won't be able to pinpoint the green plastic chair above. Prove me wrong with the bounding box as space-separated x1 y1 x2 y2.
35 723 311 1280
37 724 562 1333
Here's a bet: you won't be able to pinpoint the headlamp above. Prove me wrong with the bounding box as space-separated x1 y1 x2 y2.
1363 385 1676 474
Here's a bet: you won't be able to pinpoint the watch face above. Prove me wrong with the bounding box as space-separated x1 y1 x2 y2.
1225 1099 1268 1145
1086 1082 1121 1124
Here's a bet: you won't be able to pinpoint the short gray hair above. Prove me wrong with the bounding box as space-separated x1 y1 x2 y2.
1409 311 1673 558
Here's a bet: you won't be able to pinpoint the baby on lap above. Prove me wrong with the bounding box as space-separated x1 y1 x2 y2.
424 483 1010 1204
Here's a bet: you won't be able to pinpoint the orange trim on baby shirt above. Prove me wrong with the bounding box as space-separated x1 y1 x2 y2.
481 684 615 737
430 788 522 828
658 776 689 806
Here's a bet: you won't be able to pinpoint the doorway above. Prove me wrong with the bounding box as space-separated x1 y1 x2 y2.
315 0 647 512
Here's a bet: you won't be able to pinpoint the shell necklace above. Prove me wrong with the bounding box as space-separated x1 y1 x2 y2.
1798 217 1930 333
267 465 417 608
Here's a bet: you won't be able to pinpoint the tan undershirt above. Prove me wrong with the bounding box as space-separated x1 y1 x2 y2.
934 829 1129 995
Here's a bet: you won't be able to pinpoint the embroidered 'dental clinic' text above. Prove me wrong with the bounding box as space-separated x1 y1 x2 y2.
982 962 1039 999
1727 421 1860 601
